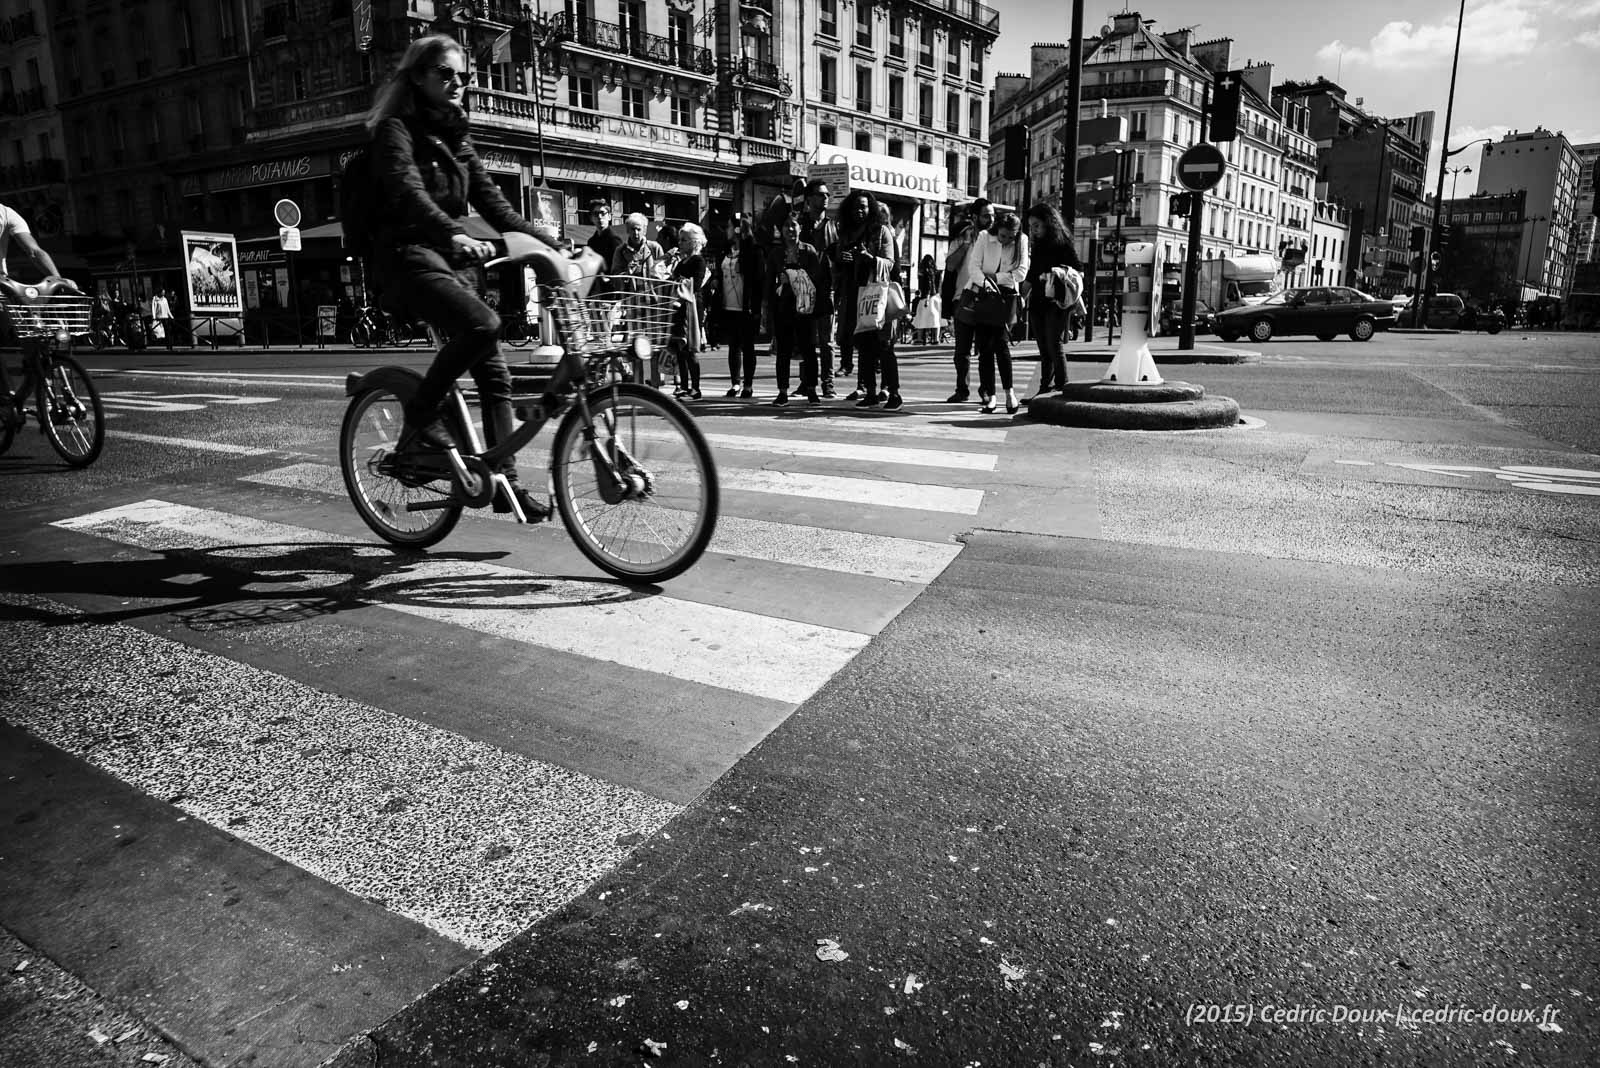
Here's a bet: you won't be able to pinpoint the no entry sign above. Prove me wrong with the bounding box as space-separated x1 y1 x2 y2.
1176 144 1227 192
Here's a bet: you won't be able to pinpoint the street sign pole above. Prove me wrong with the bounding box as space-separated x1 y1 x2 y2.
1178 85 1213 351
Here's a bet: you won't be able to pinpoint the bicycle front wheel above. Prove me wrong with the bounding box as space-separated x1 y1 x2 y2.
340 385 463 549
38 353 106 467
351 321 373 348
552 383 718 583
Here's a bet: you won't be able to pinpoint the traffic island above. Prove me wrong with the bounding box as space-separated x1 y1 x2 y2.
1028 381 1241 430
1027 240 1242 431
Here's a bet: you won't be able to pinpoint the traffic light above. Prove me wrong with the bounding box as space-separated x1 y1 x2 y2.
1438 222 1453 244
1169 192 1194 218
1209 71 1242 142
1003 125 1029 181
1409 225 1426 252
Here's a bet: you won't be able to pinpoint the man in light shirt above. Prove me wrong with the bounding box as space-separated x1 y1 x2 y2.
1 202 80 396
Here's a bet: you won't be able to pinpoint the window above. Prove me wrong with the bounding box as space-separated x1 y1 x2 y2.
671 96 694 127
969 98 982 140
1130 111 1147 140
888 75 903 119
888 137 903 157
669 11 694 66
855 0 871 47
855 130 871 151
293 69 308 101
919 24 934 67
966 157 980 197
889 11 904 58
618 0 644 50
946 91 960 134
918 84 933 127
917 144 931 165
947 36 962 77
568 75 595 110
623 85 647 118
819 0 836 37
745 108 775 139
947 151 959 188
856 66 871 112
970 45 983 82
819 123 837 145
218 0 238 53
820 56 836 105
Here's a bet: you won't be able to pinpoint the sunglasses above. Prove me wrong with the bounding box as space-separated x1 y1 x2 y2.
429 64 468 84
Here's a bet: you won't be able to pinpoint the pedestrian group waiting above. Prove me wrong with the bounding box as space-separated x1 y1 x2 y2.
586 181 1088 415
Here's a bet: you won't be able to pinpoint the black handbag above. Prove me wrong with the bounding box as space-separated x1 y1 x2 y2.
965 287 1018 328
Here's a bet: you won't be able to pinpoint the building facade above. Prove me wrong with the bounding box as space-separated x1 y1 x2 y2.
1305 198 1351 289
1574 141 1598 266
1438 188 1528 302
0 0 71 271
1472 127 1581 299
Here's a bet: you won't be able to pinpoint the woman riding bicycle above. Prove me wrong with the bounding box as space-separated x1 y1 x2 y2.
367 33 560 518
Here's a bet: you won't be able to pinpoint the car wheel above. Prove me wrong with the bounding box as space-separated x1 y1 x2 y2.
1486 322 1502 335
1249 319 1273 343
1316 334 1335 342
1350 317 1375 342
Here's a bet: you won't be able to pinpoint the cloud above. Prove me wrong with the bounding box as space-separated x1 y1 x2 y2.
1578 28 1600 47
1317 0 1541 67
1547 0 1600 17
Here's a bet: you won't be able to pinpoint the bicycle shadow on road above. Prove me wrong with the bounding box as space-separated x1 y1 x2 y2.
0 540 652 632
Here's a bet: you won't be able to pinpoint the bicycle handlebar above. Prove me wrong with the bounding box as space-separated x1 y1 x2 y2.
0 275 84 300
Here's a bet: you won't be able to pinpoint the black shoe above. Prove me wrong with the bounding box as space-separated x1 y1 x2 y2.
804 391 821 405
740 386 754 399
945 391 969 403
884 394 903 410
493 483 551 522
402 411 456 451
771 391 789 407
724 387 739 397
854 395 880 408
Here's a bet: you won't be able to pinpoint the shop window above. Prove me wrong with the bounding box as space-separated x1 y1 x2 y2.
568 75 595 111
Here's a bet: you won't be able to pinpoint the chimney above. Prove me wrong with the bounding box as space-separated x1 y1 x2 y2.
1030 43 1070 83
1111 12 1142 35
1161 28 1192 57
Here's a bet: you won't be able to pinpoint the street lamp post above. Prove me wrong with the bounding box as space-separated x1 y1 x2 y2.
1418 0 1469 328
1448 164 1471 201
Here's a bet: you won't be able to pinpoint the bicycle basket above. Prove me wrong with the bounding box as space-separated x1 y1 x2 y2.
545 277 681 357
0 294 94 340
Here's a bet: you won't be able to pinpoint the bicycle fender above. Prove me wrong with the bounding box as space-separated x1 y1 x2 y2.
345 365 423 397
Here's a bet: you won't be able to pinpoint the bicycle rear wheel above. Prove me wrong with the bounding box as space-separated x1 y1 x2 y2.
551 382 718 583
340 384 463 549
38 353 106 467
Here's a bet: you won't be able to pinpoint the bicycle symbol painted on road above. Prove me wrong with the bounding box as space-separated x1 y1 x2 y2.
1335 460 1600 497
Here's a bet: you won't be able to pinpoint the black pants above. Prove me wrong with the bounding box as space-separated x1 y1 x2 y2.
846 319 896 397
951 317 975 394
724 310 758 388
1030 299 1068 390
773 315 818 394
975 322 1014 394
383 245 520 478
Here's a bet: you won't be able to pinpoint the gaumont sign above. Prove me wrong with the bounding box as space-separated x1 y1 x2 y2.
816 148 946 201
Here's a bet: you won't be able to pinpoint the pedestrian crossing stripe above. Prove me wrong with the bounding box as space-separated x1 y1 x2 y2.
703 413 1009 444
0 591 678 951
240 463 965 585
678 430 998 471
52 500 871 705
656 462 985 515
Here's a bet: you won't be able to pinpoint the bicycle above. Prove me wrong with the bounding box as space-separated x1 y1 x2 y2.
499 309 537 348
352 304 441 348
339 234 719 583
0 277 106 467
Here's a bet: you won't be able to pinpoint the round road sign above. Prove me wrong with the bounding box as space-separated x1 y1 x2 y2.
1176 144 1227 193
274 198 303 228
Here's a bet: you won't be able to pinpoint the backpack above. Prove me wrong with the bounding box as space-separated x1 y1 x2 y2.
339 142 379 258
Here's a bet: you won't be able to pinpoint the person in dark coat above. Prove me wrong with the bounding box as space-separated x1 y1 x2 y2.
585 199 622 272
368 33 560 519
798 179 840 394
834 190 901 409
1023 202 1084 395
767 212 830 405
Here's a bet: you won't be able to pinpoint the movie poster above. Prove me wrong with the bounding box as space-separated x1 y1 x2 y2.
181 231 243 315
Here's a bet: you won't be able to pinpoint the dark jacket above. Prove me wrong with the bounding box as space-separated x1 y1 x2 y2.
1024 236 1082 292
831 221 896 332
797 210 838 315
767 241 829 325
371 113 543 255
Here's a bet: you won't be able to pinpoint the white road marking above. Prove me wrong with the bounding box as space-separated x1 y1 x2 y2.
242 463 964 585
113 431 278 456
658 462 984 514
99 391 280 413
713 413 1009 444
53 500 871 704
668 430 996 471
111 369 345 385
1 592 678 951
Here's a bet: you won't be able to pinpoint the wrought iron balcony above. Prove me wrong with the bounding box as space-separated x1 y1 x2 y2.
736 56 786 91
0 158 66 189
0 8 40 42
906 0 999 33
1082 78 1168 102
0 87 47 114
552 14 716 77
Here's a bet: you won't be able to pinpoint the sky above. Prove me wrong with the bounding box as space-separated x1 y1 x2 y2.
989 0 1600 197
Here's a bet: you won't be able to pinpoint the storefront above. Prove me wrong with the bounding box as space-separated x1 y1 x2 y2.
808 147 953 283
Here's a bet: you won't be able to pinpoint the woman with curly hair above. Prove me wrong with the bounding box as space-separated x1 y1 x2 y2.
1023 202 1084 396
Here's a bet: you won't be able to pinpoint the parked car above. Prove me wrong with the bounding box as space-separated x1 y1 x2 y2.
1457 304 1506 334
1212 285 1397 342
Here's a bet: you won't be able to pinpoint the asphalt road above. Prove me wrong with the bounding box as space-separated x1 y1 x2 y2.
2 329 1596 1067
